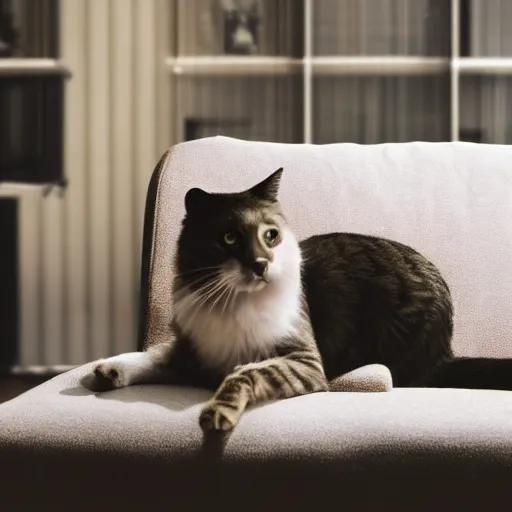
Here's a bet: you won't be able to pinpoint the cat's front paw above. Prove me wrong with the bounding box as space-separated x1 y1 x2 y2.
81 361 127 392
199 400 240 432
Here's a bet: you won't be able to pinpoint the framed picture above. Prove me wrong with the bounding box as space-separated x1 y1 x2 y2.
220 0 262 55
0 1 19 57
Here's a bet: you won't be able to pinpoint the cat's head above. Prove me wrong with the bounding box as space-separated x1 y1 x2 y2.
175 168 301 301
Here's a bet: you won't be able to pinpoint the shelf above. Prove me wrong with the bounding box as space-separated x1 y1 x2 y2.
168 56 303 76
0 59 70 77
458 58 512 75
168 56 450 77
311 56 449 76
165 0 512 147
168 56 512 78
0 182 64 199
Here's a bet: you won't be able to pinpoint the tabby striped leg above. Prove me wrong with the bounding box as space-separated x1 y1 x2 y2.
199 353 328 432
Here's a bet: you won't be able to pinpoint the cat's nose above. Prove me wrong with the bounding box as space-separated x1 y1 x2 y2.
251 259 268 279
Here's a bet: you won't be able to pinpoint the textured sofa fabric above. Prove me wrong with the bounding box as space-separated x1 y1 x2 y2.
2 137 512 509
329 363 393 392
141 137 512 360
2 363 512 510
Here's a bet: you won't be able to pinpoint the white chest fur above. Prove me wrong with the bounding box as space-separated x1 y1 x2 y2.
173 232 303 372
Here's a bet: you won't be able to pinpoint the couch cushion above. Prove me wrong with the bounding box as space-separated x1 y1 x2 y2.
142 137 512 360
1 365 512 509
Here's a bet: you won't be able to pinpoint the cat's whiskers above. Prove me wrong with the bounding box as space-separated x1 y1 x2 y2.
208 279 232 314
184 279 224 307
209 272 241 312
221 278 238 315
211 274 239 315
193 276 231 312
176 280 225 329
174 270 221 294
175 265 222 278
174 275 226 325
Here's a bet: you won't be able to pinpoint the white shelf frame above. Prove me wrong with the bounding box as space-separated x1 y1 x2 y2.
167 56 512 76
167 57 512 77
303 0 313 143
168 0 512 145
168 56 303 76
0 58 70 76
311 56 450 75
451 0 460 141
458 58 512 75
166 56 453 76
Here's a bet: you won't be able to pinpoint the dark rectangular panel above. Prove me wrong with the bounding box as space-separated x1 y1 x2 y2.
0 199 18 370
0 76 63 184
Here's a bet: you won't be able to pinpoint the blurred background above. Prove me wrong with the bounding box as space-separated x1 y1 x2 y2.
1 0 511 379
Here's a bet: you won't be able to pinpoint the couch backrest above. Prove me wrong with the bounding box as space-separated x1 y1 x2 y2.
140 136 512 359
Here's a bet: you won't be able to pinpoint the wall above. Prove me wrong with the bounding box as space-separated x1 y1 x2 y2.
13 0 172 368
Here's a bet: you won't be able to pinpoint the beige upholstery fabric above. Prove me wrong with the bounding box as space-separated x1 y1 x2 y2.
329 364 393 392
143 137 512 362
1 364 512 510
2 138 512 510
4 363 510 457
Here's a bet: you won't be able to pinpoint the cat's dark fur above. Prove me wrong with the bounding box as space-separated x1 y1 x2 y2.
302 233 453 387
82 168 512 431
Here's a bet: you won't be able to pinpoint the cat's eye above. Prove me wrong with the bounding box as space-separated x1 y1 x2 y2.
224 232 237 245
264 229 279 245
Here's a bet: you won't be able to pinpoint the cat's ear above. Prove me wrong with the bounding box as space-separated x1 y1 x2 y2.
185 187 211 214
249 168 283 202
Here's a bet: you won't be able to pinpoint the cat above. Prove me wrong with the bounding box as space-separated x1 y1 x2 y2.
82 168 512 431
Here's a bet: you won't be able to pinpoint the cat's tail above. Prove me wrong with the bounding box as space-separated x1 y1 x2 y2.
424 358 512 391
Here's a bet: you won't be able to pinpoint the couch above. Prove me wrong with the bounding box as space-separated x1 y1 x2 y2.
1 136 512 510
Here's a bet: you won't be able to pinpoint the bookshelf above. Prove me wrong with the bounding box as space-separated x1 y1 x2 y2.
0 0 65 185
169 0 512 146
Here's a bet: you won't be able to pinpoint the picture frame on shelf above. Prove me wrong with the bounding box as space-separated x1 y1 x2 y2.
220 0 262 55
0 2 19 57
